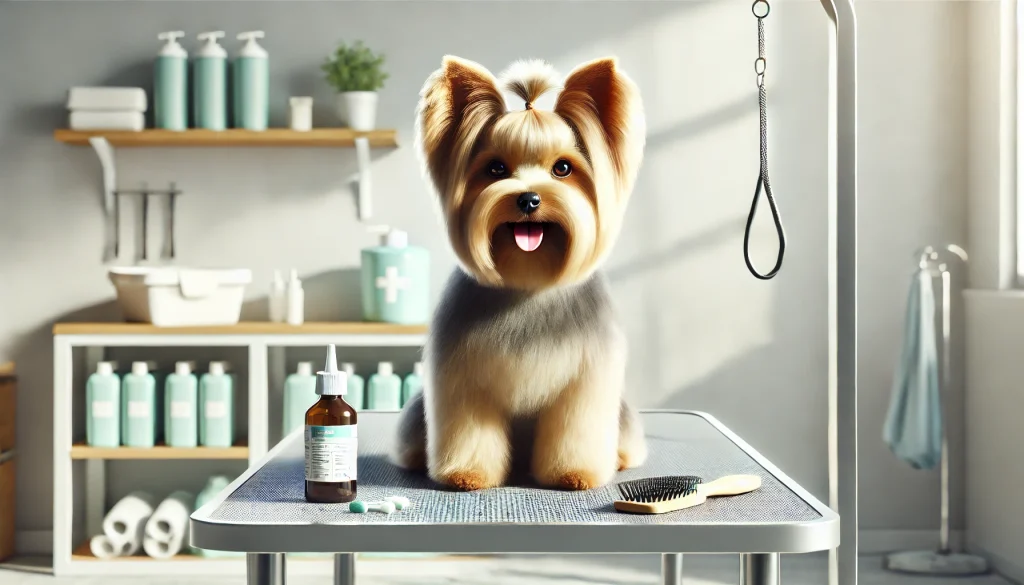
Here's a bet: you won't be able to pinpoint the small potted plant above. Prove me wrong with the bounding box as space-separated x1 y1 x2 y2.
321 41 388 131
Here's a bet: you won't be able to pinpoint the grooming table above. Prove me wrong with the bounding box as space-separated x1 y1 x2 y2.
191 411 838 585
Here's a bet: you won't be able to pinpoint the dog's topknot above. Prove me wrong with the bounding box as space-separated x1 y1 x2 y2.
499 60 560 110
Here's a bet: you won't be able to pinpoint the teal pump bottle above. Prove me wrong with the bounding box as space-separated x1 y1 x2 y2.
165 361 198 447
154 31 188 131
122 362 157 447
341 363 365 410
283 362 316 436
194 31 228 130
361 227 431 324
367 362 402 410
402 362 425 407
233 31 269 130
199 361 234 447
86 362 121 447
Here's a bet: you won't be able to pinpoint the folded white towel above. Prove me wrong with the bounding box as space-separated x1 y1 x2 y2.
67 87 147 112
69 111 145 132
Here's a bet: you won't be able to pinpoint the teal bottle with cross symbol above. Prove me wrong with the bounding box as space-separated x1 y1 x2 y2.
361 227 430 324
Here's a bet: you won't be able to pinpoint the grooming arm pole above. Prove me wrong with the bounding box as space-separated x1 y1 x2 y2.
819 1 858 585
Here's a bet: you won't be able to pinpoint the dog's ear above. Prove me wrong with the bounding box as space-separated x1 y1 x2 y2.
416 56 505 205
554 58 645 195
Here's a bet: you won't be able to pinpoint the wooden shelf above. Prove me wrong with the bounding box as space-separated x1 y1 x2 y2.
72 540 222 561
70 443 249 460
53 321 428 336
53 128 398 148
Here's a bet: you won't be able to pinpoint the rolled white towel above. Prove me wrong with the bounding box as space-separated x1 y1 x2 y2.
67 87 147 112
69 111 145 132
103 491 155 556
145 491 193 543
89 534 125 559
143 535 182 560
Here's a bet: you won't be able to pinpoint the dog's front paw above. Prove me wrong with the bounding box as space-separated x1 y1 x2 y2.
535 467 614 491
431 468 501 491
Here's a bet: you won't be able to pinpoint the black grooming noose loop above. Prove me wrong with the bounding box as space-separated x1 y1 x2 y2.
744 0 786 280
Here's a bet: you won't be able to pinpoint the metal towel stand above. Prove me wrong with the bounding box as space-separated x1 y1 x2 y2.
883 244 989 576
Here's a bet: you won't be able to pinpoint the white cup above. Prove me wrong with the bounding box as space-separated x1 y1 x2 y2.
289 97 313 132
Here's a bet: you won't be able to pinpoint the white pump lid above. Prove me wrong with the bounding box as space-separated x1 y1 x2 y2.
296 361 313 377
368 225 408 248
175 361 193 376
288 269 302 290
341 362 356 376
377 361 393 377
131 361 149 376
236 31 268 58
158 31 187 58
316 345 348 396
97 362 115 376
209 361 227 376
413 362 424 377
196 31 227 58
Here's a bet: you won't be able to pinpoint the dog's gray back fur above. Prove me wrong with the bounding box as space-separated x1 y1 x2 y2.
429 268 617 362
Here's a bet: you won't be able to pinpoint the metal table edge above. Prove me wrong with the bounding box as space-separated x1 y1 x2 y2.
190 410 840 554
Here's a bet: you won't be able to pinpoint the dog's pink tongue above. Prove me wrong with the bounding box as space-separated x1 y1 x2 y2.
513 223 544 252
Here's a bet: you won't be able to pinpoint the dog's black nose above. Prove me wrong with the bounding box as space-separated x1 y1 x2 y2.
517 192 541 214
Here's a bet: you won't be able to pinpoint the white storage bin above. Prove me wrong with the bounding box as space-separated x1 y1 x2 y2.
108 267 252 327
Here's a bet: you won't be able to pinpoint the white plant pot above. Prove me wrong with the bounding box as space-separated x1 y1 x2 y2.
335 91 378 131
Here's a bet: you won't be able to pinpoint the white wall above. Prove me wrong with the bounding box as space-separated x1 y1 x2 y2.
0 0 968 544
964 1 1024 581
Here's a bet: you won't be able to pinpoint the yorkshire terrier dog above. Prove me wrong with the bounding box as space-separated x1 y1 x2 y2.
393 56 648 491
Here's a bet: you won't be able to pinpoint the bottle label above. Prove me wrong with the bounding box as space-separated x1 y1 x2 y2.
170 401 193 419
127 401 149 418
205 401 228 419
304 425 357 482
92 401 115 418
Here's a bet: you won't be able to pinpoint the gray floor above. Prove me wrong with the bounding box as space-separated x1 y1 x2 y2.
0 554 1014 585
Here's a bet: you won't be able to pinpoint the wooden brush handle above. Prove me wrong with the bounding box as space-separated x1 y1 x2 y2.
699 474 762 497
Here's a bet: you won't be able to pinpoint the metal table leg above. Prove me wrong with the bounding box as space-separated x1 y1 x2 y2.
247 553 285 585
335 553 356 585
662 553 683 585
740 554 780 585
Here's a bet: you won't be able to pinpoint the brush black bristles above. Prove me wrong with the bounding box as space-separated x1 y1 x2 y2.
616 476 703 503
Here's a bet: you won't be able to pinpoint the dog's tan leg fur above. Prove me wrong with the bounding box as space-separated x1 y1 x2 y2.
531 353 623 490
426 367 511 491
617 400 648 470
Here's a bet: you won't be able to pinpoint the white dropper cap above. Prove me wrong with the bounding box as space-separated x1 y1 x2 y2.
131 361 149 376
97 362 115 376
236 31 268 58
157 31 187 58
196 31 227 58
175 361 193 376
377 361 393 377
413 362 424 377
316 345 348 396
209 361 226 376
341 362 356 376
296 361 313 377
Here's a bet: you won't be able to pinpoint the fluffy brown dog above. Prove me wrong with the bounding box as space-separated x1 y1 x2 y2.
393 56 648 491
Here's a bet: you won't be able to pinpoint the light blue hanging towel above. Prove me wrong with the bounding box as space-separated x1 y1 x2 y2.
882 268 943 470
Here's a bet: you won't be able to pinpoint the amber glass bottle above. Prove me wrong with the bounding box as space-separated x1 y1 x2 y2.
304 345 358 503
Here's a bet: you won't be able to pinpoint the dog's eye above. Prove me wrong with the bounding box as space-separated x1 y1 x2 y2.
487 160 508 178
552 160 572 178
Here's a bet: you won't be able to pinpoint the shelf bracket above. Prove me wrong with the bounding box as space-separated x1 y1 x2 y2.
88 137 117 260
353 136 372 221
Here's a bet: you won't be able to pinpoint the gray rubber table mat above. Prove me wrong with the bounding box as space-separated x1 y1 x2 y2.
210 412 821 526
